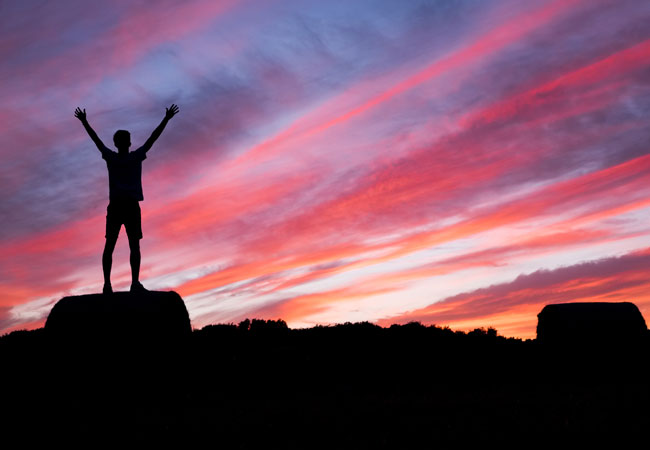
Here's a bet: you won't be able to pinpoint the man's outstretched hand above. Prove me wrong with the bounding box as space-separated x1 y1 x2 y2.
165 104 179 120
74 107 87 122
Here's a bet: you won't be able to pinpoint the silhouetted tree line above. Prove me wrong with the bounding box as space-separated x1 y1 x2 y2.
189 318 507 342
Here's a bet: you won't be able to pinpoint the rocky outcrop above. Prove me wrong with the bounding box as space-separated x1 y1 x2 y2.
45 290 191 343
536 302 647 344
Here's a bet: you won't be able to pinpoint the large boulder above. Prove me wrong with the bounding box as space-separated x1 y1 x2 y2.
536 302 647 344
45 290 192 344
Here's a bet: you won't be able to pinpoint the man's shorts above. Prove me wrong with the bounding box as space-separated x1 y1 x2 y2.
105 199 142 240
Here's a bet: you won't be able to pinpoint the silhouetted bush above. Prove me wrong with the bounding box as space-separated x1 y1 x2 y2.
249 318 288 334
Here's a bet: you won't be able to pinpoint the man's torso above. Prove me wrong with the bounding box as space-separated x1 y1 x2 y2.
102 147 147 202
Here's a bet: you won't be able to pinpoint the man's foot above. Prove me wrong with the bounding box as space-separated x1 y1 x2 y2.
103 283 113 295
130 281 148 293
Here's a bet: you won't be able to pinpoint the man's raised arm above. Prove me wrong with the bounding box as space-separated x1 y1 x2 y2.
74 107 108 152
140 104 179 153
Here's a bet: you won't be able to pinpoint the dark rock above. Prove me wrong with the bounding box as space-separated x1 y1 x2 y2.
45 290 191 344
536 302 647 344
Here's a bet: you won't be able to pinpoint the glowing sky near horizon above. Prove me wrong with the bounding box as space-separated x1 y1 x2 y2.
1 0 650 338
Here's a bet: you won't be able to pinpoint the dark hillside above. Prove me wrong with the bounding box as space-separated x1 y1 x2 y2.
2 318 649 447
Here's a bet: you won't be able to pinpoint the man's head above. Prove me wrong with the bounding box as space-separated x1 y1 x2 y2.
113 130 131 152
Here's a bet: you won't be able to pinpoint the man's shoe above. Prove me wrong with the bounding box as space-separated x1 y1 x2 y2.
103 283 113 295
130 281 148 293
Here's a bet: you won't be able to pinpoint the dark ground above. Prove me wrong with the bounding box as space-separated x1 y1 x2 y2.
2 320 649 447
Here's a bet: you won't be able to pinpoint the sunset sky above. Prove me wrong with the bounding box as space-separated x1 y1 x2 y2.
1 0 649 338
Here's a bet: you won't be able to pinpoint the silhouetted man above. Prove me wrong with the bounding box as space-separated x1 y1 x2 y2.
74 104 179 294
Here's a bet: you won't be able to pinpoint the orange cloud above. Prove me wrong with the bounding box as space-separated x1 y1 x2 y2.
377 247 650 338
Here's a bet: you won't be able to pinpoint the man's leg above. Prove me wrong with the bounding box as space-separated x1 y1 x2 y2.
102 234 118 293
126 201 146 292
128 235 141 285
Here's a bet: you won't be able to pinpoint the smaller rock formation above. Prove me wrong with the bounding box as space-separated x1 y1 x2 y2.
536 302 647 344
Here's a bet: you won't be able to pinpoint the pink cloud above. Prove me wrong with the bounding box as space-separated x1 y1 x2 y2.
222 0 586 175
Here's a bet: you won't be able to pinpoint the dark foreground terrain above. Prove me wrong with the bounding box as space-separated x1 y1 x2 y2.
2 319 649 447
